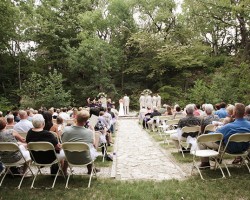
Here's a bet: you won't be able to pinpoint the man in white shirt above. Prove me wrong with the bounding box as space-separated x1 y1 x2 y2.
59 107 70 122
13 110 33 133
123 94 130 115
139 94 145 109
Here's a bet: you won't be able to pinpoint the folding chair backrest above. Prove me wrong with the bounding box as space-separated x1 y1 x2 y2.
203 124 216 134
0 142 19 152
27 142 57 164
181 126 201 137
62 142 92 165
18 132 27 138
227 133 250 142
197 133 223 143
167 119 179 126
223 133 250 154
28 142 55 151
159 116 172 121
62 142 90 152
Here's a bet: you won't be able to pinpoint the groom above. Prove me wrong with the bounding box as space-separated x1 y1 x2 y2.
123 94 130 115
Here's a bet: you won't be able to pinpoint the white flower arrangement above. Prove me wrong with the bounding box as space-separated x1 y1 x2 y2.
97 92 107 98
142 89 152 95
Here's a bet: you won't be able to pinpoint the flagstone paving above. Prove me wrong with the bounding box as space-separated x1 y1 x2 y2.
111 118 187 180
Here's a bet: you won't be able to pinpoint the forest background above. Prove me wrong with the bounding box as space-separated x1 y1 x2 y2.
0 0 250 111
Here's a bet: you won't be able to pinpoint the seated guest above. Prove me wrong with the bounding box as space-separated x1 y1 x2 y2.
61 110 99 174
13 110 33 133
170 104 201 151
6 114 15 129
173 106 185 119
0 117 31 174
194 104 204 116
223 104 235 125
244 105 250 121
146 106 161 130
43 111 59 137
56 117 65 137
199 103 250 168
26 114 67 174
214 102 228 119
13 111 20 123
139 106 147 123
59 108 70 123
142 107 153 128
200 104 219 133
164 106 173 116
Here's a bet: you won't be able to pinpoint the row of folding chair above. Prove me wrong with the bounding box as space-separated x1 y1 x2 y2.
0 142 97 189
191 133 250 180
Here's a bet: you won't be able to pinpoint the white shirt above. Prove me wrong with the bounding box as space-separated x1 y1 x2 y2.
59 112 70 121
13 119 33 133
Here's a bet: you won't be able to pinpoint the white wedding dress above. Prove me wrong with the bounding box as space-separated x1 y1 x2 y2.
118 102 125 116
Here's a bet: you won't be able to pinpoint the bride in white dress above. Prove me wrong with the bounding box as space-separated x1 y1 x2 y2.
118 98 125 116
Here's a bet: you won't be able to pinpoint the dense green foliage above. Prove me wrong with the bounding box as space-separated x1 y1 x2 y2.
0 0 250 111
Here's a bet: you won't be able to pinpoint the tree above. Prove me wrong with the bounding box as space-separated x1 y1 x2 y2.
19 70 71 108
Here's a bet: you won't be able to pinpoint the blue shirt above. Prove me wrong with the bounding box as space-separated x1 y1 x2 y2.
216 118 250 153
215 108 228 118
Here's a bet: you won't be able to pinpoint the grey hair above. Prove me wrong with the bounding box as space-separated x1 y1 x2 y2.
32 114 45 128
185 104 195 114
205 104 214 114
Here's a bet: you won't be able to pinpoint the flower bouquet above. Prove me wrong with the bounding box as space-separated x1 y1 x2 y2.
142 89 152 95
97 92 107 98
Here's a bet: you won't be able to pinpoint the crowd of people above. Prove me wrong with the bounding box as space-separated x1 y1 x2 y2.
139 101 250 168
0 105 120 176
0 99 250 176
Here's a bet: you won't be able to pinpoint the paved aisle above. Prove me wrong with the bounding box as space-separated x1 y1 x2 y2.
111 119 186 180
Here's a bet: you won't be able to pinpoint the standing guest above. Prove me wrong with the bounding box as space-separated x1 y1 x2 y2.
152 94 157 107
244 105 250 121
156 94 161 109
107 98 112 108
61 110 99 174
0 111 2 117
139 93 145 109
13 110 33 133
123 94 130 115
145 94 152 110
214 102 228 118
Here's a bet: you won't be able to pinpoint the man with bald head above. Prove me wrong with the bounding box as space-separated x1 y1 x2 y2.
13 110 33 133
61 110 99 174
199 103 250 167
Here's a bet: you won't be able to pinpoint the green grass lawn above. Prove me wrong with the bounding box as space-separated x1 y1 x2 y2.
1 169 250 200
1 126 250 199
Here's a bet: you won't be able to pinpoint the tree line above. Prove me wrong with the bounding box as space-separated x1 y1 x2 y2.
0 0 249 111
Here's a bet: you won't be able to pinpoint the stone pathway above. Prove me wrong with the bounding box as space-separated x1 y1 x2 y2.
111 118 186 180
